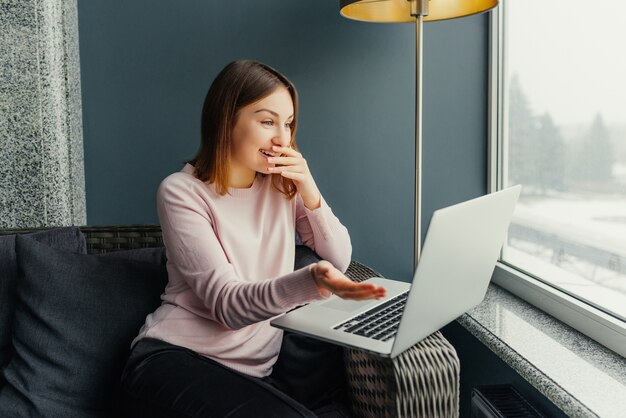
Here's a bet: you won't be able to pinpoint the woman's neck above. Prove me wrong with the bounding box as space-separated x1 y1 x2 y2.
228 167 257 189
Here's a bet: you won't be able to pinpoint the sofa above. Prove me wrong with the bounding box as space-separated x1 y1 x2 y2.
0 225 460 417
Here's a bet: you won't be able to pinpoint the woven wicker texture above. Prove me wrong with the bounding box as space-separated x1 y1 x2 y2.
80 225 163 253
0 225 163 254
345 261 460 418
2 225 460 417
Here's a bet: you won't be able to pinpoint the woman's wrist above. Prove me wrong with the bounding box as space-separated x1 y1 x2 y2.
309 263 331 298
309 263 319 287
303 193 321 211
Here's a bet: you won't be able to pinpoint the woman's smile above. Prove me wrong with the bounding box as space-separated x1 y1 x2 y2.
259 149 280 158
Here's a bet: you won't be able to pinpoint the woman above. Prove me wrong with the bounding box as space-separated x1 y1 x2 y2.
119 60 386 417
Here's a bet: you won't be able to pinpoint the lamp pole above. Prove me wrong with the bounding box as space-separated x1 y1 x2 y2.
339 0 498 272
411 0 428 271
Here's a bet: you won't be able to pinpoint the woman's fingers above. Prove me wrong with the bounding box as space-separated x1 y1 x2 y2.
271 145 302 158
277 171 305 181
336 288 386 300
324 275 377 291
268 165 304 174
329 282 387 300
312 261 387 300
267 156 299 165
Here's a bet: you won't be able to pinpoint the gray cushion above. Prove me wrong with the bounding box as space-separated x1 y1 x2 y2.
0 227 86 384
0 235 168 417
96 246 166 265
294 245 322 270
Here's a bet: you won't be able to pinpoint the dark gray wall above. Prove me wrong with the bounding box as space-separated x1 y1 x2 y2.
77 0 488 282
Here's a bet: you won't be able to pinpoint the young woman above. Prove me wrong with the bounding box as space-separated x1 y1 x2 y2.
119 60 386 417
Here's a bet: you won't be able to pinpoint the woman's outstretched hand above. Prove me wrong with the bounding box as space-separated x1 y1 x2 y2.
310 260 387 301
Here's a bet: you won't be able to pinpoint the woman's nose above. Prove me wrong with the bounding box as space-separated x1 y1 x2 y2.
275 129 290 148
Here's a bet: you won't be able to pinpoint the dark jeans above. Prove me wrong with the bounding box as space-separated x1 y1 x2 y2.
117 332 351 418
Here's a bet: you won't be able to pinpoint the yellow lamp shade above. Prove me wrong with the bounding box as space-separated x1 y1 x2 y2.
339 0 498 23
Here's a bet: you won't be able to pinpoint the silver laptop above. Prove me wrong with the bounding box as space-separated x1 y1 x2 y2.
270 185 521 358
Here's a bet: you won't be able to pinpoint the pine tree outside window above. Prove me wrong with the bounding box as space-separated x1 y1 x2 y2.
492 0 626 356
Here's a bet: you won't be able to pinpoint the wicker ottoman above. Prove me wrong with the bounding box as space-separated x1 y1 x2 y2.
344 261 460 418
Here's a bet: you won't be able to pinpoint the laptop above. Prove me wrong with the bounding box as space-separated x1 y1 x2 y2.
270 185 521 358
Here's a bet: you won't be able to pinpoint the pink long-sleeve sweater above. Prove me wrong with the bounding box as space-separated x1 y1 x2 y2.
131 163 352 378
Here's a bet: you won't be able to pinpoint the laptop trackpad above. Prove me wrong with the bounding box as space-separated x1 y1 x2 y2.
320 297 378 313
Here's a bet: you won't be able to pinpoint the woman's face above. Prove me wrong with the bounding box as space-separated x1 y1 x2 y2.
229 87 294 188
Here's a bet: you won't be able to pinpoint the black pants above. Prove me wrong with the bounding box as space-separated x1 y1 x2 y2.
117 332 351 417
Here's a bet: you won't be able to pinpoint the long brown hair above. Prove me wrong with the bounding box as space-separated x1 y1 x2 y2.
186 60 299 198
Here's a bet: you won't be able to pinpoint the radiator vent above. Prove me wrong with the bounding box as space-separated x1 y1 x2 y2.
471 384 545 418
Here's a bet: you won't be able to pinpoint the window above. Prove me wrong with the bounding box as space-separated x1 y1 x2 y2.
492 0 626 356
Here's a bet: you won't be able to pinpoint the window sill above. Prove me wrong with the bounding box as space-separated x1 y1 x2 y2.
456 283 626 418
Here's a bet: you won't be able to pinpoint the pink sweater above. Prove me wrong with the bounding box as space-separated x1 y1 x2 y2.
131 163 352 377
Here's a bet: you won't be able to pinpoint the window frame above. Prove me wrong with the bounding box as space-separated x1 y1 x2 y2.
488 1 626 358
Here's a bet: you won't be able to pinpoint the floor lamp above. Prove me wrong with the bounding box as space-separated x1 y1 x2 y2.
339 0 498 271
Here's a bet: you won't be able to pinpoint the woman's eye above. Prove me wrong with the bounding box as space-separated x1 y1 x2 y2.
262 120 292 129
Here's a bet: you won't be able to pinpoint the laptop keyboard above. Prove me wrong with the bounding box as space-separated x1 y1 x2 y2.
332 291 409 341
